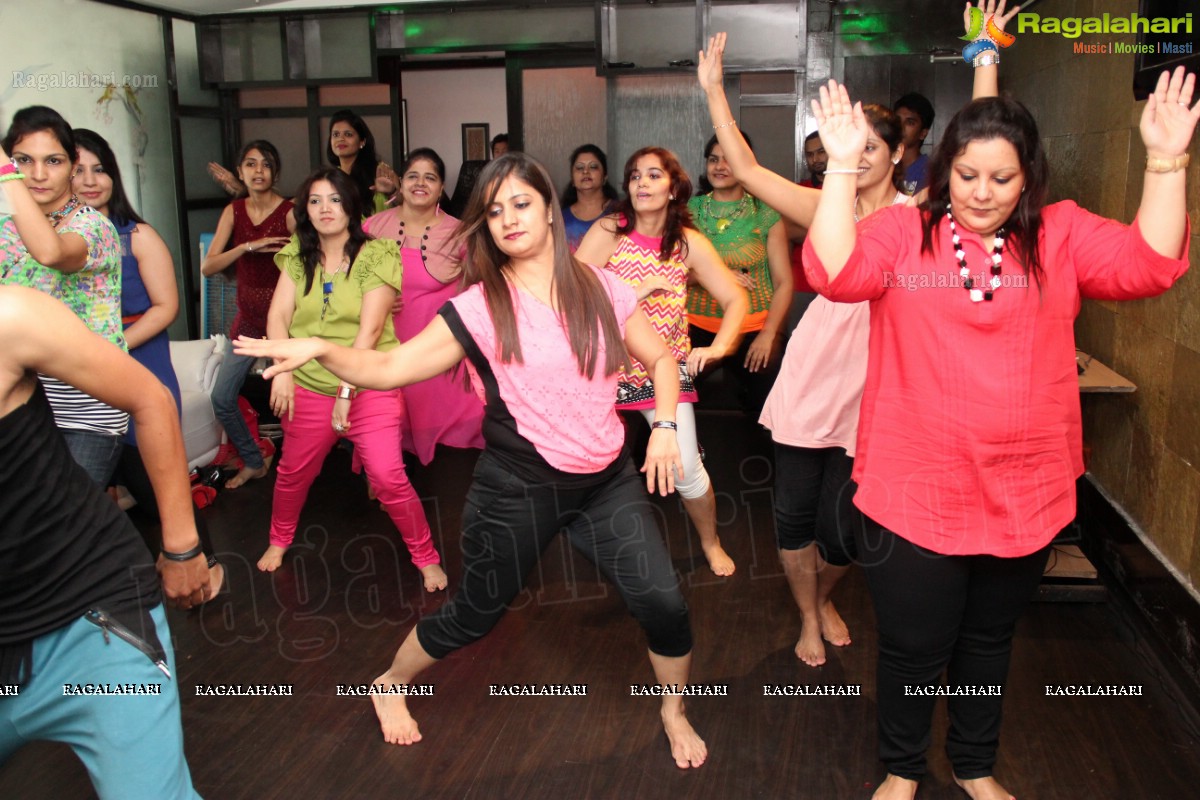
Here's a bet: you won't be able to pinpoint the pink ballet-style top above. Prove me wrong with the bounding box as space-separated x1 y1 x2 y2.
363 208 484 464
603 229 698 410
804 200 1189 558
761 192 906 456
446 268 637 474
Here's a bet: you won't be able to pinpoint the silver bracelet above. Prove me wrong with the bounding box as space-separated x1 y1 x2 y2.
651 420 678 431
712 120 738 130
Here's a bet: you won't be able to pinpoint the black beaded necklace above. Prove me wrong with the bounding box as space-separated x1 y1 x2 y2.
948 211 1005 302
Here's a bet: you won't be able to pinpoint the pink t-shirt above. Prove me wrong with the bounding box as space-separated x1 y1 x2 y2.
803 200 1189 557
445 267 637 474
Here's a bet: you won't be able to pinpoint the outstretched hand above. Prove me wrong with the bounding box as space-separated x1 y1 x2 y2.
810 80 870 166
234 335 326 379
698 33 727 93
1141 66 1200 158
964 0 1020 39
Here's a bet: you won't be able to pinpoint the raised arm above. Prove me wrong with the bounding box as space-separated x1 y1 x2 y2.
1137 67 1199 260
124 224 179 350
0 143 90 272
807 80 871 283
967 0 1020 100
2 287 208 607
235 312 467 392
697 34 821 228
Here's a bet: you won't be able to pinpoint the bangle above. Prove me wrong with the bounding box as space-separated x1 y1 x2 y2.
0 161 20 177
712 120 738 130
651 420 678 431
162 542 204 562
823 168 862 175
0 172 24 184
336 385 356 400
1146 153 1190 173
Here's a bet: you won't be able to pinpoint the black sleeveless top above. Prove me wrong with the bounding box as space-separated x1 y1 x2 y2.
0 382 160 680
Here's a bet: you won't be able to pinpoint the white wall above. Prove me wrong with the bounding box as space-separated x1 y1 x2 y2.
0 0 184 335
402 67 507 196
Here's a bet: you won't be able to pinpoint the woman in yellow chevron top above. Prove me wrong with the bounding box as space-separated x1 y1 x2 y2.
577 146 748 576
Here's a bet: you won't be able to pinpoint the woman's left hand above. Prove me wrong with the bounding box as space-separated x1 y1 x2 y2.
641 428 683 496
636 274 675 300
331 397 351 435
811 79 869 166
744 332 775 373
687 345 723 376
733 270 757 290
1140 66 1200 158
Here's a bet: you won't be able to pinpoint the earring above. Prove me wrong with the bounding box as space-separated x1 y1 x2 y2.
669 194 676 200
548 215 554 224
892 158 900 164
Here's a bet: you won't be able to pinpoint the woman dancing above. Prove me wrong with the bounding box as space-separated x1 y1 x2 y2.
363 147 484 463
201 140 294 489
236 153 708 769
576 147 747 577
255 167 445 591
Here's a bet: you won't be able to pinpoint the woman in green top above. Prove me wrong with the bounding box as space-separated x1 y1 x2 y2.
687 132 792 419
259 167 446 592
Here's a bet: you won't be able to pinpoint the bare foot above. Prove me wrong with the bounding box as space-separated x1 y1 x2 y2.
257 545 287 572
819 600 851 647
661 705 707 768
420 563 448 592
795 619 827 667
372 671 423 745
225 461 270 489
873 774 918 800
702 542 736 576
954 776 1015 800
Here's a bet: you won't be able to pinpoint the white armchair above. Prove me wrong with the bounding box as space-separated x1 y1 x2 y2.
169 336 226 471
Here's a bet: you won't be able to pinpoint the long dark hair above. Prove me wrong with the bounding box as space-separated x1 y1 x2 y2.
920 96 1049 284
561 144 618 207
3 105 76 163
697 130 754 195
72 128 145 226
325 110 378 208
292 167 371 295
614 147 694 262
456 153 626 378
860 104 906 193
237 139 282 187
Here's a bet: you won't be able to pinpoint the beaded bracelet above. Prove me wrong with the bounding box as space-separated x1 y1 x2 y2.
0 172 24 184
162 542 204 562
712 120 738 130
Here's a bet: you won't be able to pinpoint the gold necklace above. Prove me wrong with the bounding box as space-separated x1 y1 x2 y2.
701 193 749 235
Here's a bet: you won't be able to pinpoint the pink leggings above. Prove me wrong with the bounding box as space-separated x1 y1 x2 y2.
270 385 439 568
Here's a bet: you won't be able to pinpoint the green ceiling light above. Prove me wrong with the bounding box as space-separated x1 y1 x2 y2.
405 23 424 36
839 14 889 35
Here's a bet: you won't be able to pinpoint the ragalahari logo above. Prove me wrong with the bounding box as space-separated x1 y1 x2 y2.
961 6 1016 65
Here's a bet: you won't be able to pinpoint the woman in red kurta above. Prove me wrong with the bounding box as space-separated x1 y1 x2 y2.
805 67 1197 800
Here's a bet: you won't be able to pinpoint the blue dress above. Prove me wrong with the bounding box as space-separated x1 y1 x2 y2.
118 219 181 447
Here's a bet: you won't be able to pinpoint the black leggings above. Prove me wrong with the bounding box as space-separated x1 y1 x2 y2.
417 452 692 660
857 519 1050 780
773 443 859 566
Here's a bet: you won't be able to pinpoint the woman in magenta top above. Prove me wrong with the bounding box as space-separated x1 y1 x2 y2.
236 152 708 771
363 147 484 464
201 140 294 489
801 58 1196 800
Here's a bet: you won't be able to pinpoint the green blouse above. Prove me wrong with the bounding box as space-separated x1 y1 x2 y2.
274 236 402 395
686 194 780 324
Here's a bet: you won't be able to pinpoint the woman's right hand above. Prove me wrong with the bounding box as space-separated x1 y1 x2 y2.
269 371 295 421
733 270 757 291
636 275 675 300
810 79 869 167
246 236 292 255
697 33 727 94
207 162 245 197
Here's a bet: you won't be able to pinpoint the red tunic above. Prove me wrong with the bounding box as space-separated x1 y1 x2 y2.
229 198 293 339
803 201 1189 557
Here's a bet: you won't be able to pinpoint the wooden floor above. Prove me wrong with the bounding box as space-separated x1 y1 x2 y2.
4 410 1200 799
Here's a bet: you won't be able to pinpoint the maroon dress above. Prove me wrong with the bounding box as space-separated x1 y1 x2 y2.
229 198 293 339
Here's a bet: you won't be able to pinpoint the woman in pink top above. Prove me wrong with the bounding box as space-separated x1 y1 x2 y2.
235 153 709 771
576 147 747 577
363 147 484 464
801 59 1196 800
759 104 909 669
